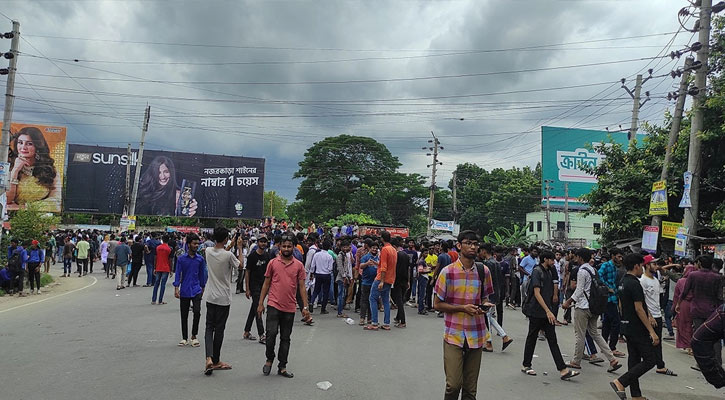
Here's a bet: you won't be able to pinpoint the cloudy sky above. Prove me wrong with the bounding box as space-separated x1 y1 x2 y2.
1 0 695 201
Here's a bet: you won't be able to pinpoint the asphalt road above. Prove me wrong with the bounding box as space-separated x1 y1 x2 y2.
1 269 723 400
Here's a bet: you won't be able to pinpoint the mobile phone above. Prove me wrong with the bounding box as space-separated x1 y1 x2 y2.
176 179 197 216
477 304 491 312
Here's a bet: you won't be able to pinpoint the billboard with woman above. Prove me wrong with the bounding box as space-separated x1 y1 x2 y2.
0 123 67 212
64 144 264 219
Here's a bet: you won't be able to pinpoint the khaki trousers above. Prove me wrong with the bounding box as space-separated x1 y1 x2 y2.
572 308 615 364
443 341 483 400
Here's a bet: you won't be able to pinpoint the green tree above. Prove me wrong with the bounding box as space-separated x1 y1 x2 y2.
263 190 288 220
10 202 60 245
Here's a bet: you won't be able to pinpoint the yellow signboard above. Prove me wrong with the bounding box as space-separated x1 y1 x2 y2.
649 180 668 216
661 221 683 239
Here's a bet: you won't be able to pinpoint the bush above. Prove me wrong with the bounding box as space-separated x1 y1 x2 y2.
40 273 54 287
0 288 5 297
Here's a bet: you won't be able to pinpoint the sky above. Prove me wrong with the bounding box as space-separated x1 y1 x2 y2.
0 0 696 202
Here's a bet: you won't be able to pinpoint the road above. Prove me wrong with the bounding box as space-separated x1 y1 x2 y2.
0 269 722 400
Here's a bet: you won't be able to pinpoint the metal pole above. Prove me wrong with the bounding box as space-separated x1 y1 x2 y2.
651 57 694 228
564 182 569 247
124 143 131 216
684 0 712 252
544 179 552 241
128 105 150 216
1 20 20 167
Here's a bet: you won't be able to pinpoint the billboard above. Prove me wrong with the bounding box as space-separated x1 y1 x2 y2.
0 123 67 212
541 126 640 209
65 145 264 218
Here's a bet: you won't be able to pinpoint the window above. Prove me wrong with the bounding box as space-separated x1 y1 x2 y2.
537 221 542 232
556 221 565 231
593 223 601 235
529 221 534 232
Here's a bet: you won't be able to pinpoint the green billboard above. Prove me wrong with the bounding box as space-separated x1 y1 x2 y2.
541 126 641 209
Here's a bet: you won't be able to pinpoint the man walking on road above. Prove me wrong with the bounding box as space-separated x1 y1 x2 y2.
639 255 677 376
114 237 131 290
76 235 90 277
610 253 658 400
598 248 625 357
367 230 397 330
562 248 621 373
203 227 243 375
244 236 270 343
26 240 44 295
434 230 494 400
258 234 310 378
173 233 207 348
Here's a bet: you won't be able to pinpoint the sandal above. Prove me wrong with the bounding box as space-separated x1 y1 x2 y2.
656 368 677 376
191 338 200 347
380 325 391 331
204 361 214 376
521 366 537 376
178 339 188 347
609 381 626 400
364 324 379 331
588 356 605 364
560 369 580 381
243 333 257 341
278 369 294 378
607 361 622 373
566 363 581 369
263 363 272 376
213 362 232 370
482 347 493 353
336 314 348 318
258 335 266 345
502 339 514 351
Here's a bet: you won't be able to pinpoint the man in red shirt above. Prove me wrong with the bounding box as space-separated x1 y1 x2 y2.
366 231 397 330
152 235 173 305
258 235 310 378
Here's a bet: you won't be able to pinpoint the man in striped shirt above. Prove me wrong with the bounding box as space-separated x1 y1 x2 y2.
434 230 494 400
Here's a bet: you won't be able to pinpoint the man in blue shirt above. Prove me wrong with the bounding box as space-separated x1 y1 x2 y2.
598 248 625 357
173 233 207 347
26 240 45 295
7 239 28 296
519 247 539 302
144 233 160 287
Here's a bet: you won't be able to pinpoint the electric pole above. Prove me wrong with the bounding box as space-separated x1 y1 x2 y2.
564 182 569 247
622 72 652 148
128 105 150 216
1 20 20 180
425 131 442 236
124 143 131 216
684 0 713 252
452 170 457 222
544 179 553 241
651 56 696 228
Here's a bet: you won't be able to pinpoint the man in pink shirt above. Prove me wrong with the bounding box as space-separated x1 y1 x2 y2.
258 235 310 378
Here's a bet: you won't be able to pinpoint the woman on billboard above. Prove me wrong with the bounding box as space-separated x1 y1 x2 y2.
7 126 58 210
136 155 198 217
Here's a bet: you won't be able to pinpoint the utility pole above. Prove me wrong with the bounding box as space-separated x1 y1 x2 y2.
651 56 695 228
269 191 274 217
1 20 20 183
124 143 131 216
128 105 150 216
452 170 457 222
425 131 442 236
544 179 553 241
684 0 713 252
564 183 569 247
621 72 652 148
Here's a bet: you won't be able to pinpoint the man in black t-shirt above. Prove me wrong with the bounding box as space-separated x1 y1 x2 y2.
243 236 270 343
129 236 145 287
521 250 579 380
610 253 658 400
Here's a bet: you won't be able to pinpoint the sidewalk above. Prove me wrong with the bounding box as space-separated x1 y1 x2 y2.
0 270 97 313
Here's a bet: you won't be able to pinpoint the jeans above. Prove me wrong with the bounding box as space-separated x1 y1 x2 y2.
391 283 406 324
145 258 156 286
180 293 202 340
311 273 332 311
244 289 264 336
443 341 482 400
619 335 656 398
265 305 295 369
523 316 566 371
486 309 506 340
360 285 372 321
152 272 169 303
336 280 347 315
664 299 674 335
417 276 428 312
205 302 230 365
369 280 391 325
27 263 41 291
601 301 621 351
63 258 73 275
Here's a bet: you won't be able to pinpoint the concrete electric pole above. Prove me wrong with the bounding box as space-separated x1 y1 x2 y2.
128 105 150 216
544 179 553 241
1 20 20 184
425 132 442 236
622 72 652 148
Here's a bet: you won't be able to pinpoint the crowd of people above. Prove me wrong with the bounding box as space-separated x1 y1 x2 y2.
2 221 725 399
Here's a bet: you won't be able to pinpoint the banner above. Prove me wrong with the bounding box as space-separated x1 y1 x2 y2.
359 225 409 238
649 180 668 216
0 123 67 212
65 145 264 218
674 227 688 257
167 226 200 234
120 215 136 231
641 225 659 253
661 221 683 239
430 219 455 232
679 171 692 208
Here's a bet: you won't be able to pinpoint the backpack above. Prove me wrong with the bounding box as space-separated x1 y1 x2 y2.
582 266 609 315
8 249 22 272
521 266 539 316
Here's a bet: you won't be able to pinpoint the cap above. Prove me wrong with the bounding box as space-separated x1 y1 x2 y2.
32 240 39 246
643 254 660 265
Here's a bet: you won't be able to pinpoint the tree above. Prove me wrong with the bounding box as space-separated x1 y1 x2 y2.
10 202 60 245
484 224 537 246
263 190 288 220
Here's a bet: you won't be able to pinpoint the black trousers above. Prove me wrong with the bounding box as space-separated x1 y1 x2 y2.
265 305 295 369
235 269 245 293
355 278 363 311
244 289 264 336
426 280 434 310
619 335 656 398
12 269 24 292
180 294 202 340
391 284 406 324
76 258 88 274
496 302 504 326
128 262 142 286
602 301 621 351
654 317 665 369
27 263 41 291
523 316 566 370
204 302 230 364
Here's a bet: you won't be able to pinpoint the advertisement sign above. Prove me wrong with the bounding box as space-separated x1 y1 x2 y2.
359 225 409 238
674 227 688 257
649 180 668 216
430 219 455 232
541 126 640 209
167 226 200 234
661 221 683 239
679 171 692 208
120 215 136 231
641 225 659 253
0 123 67 212
65 145 264 218
0 161 9 190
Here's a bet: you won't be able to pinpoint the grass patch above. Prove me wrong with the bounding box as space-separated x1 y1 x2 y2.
40 273 54 287
0 288 5 297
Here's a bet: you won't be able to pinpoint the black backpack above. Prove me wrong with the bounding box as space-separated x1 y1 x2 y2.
8 249 22 272
582 266 609 315
521 266 540 316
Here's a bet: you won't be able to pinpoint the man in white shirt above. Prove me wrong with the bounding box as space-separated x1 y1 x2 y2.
309 239 335 314
640 255 677 376
203 227 243 376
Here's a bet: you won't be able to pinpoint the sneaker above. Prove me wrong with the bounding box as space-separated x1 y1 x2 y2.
418 310 428 315
663 334 675 341
36 289 41 295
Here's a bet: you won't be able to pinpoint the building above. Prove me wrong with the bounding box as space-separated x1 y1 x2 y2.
526 211 603 248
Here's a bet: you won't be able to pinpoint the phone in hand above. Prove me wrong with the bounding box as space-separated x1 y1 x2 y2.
477 304 491 312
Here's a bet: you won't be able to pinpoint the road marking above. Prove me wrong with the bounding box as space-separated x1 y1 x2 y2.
0 277 98 314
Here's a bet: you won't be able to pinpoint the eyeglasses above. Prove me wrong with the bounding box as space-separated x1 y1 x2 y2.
460 241 479 247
